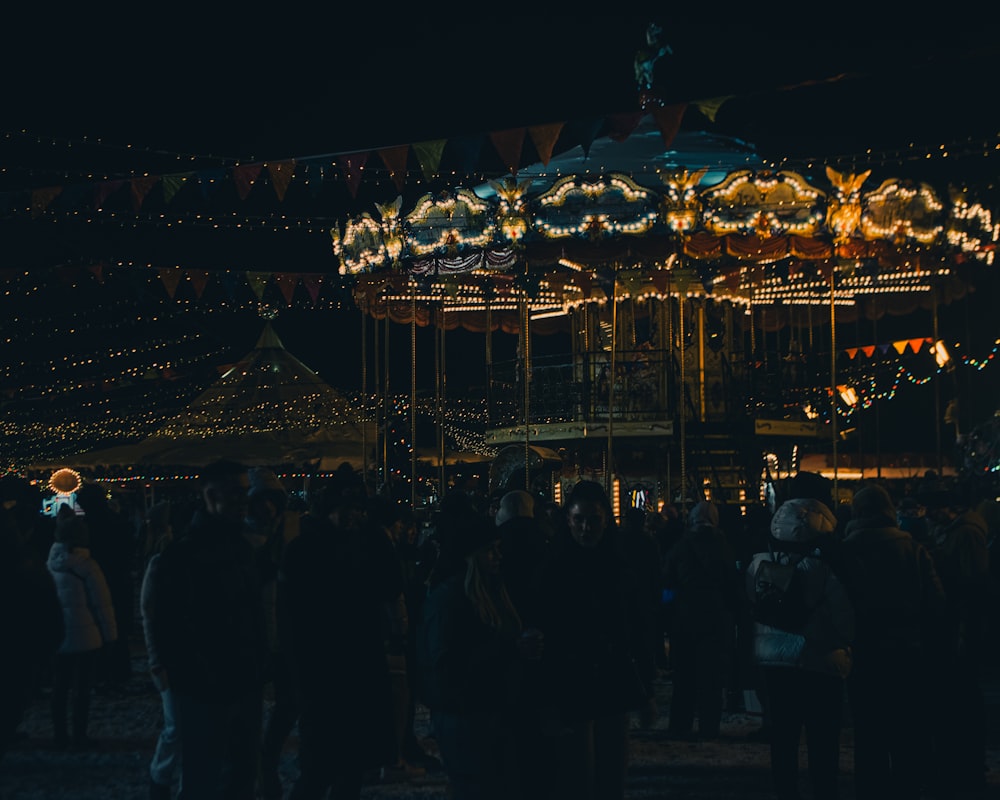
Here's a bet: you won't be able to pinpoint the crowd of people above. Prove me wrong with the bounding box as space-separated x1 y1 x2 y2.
0 464 997 799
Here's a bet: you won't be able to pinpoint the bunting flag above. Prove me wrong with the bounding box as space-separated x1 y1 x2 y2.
694 96 733 123
158 268 182 299
378 145 410 193
245 271 271 300
338 153 369 199
846 347 858 359
892 339 908 354
651 103 688 149
564 117 605 158
606 112 645 142
220 270 241 302
161 173 191 204
94 180 124 210
878 343 891 355
233 164 264 200
489 128 525 176
862 345 876 358
274 272 299 305
197 169 228 199
131 176 160 212
187 269 210 299
267 160 296 201
30 186 62 218
412 140 446 182
449 135 485 174
528 122 565 166
910 337 929 353
301 274 323 307
87 264 104 284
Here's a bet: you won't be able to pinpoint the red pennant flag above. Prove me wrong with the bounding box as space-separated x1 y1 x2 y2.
131 176 160 212
30 186 62 218
378 145 410 193
87 264 104 284
606 112 645 142
489 128 525 175
528 123 564 166
861 345 876 358
233 163 264 200
274 273 299 305
301 274 322 306
909 337 927 354
338 153 369 199
94 180 124 210
158 268 182 298
651 103 688 149
845 348 858 360
187 270 210 299
267 160 296 201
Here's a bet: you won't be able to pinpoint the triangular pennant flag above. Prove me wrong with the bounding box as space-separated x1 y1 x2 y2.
301 274 322 306
892 339 908 354
187 269 210 299
606 112 645 142
862 345 876 358
449 135 485 174
87 263 104 284
58 183 90 211
527 122 565 166
220 270 240 302
338 153 370 199
233 163 264 200
488 128 525 175
197 168 228 198
909 337 927 354
158 268 182 299
30 186 62 218
161 173 192 204
651 103 688 149
564 118 605 158
267 160 296 201
246 271 271 300
274 273 299 305
412 140 446 182
694 95 734 123
878 343 891 355
94 180 124 209
131 176 160 212
378 145 410 193
845 347 858 360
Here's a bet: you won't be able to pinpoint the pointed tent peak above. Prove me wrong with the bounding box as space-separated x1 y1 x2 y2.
255 322 285 350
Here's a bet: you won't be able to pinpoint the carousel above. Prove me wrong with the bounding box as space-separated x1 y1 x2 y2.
331 114 998 511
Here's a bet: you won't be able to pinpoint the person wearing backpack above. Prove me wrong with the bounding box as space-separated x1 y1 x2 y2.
745 497 855 800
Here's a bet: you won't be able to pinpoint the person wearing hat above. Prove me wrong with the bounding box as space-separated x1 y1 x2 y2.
839 483 948 800
46 503 118 749
745 497 854 800
417 505 531 800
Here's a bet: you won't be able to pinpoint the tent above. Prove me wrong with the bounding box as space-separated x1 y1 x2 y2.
49 324 373 472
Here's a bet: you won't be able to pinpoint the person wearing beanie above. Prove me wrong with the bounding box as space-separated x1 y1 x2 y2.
46 503 117 749
745 497 854 800
839 482 948 800
663 499 739 741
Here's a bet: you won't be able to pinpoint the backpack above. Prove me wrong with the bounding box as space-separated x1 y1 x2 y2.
751 541 816 633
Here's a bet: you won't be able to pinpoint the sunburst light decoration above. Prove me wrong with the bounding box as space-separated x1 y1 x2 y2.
48 467 82 495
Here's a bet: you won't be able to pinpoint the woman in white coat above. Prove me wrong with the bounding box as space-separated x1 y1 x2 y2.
46 504 117 749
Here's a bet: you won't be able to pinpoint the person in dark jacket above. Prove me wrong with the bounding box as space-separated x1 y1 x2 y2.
663 500 740 740
278 480 402 800
148 459 267 800
536 480 656 800
746 497 854 800
418 505 530 800
839 483 948 800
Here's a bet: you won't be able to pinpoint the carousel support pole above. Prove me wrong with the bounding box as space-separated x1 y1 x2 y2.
485 294 493 432
933 286 943 475
698 301 706 422
607 273 618 497
829 271 839 500
873 301 881 478
361 310 368 492
438 304 446 501
411 286 417 510
382 311 390 496
522 287 531 492
679 290 687 514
